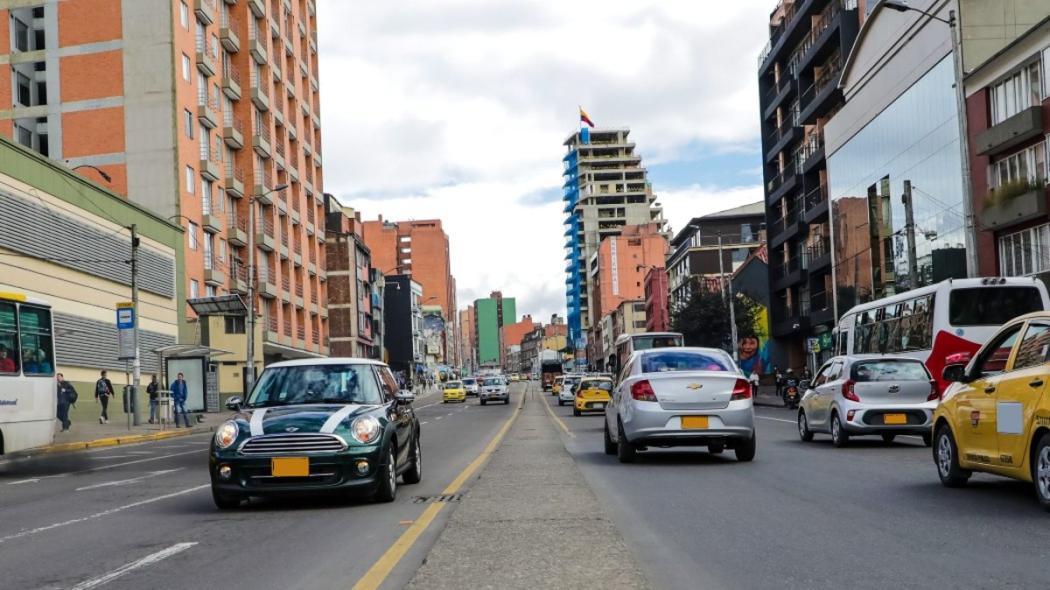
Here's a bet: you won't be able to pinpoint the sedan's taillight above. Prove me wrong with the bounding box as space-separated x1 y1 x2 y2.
928 380 940 402
730 378 752 401
842 379 860 402
630 380 658 402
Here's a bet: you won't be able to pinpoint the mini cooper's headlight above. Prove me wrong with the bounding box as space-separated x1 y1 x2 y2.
215 420 239 449
351 415 381 444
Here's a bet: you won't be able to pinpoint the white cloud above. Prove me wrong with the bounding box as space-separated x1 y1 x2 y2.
318 0 773 321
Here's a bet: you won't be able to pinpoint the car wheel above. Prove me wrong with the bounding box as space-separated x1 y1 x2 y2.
558 399 564 406
603 419 616 455
1032 433 1050 510
921 432 932 447
881 434 896 444
211 486 243 510
573 408 581 417
480 399 487 406
797 410 814 442
735 433 756 462
934 425 970 488
402 434 422 485
617 420 637 463
504 398 510 405
830 412 849 448
373 445 398 503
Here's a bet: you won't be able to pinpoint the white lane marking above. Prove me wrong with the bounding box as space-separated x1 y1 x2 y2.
756 416 796 424
81 449 203 474
321 404 366 434
75 469 183 492
249 408 268 436
6 474 67 486
70 542 197 590
435 416 442 420
0 484 209 544
92 455 136 460
420 421 428 425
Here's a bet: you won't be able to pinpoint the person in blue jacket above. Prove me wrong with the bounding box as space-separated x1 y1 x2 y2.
170 372 190 428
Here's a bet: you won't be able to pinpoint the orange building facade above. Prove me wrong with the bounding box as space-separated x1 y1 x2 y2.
0 0 327 361
589 223 668 328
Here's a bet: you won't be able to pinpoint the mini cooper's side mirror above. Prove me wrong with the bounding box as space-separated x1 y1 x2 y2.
396 391 416 404
942 364 968 384
225 396 243 411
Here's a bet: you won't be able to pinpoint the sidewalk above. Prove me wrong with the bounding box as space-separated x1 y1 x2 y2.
33 401 216 455
406 388 649 590
755 385 785 408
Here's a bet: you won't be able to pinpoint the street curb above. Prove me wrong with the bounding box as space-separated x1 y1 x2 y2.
34 426 214 456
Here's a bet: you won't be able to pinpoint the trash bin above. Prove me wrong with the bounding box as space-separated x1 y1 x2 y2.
122 385 131 413
157 394 173 425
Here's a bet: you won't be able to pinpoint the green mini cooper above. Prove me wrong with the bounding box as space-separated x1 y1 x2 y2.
209 358 422 509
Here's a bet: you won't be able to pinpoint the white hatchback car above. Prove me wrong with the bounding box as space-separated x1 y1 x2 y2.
604 347 756 463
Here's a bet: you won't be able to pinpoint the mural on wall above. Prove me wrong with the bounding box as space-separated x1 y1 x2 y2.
736 304 772 378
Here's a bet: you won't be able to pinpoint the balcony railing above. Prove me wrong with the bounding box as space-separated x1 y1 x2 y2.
295 282 303 297
757 1 798 68
283 314 292 336
228 211 247 232
770 252 807 282
297 323 306 340
275 141 285 158
800 56 843 110
267 312 278 332
786 0 848 75
767 160 798 194
803 183 828 213
258 213 275 236
806 238 830 261
227 161 245 182
810 290 830 313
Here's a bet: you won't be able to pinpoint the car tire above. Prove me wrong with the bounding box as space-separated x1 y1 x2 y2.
882 434 896 444
480 399 487 406
402 434 422 485
603 419 616 455
211 486 243 510
558 399 564 406
830 412 849 448
921 432 932 447
797 410 814 442
617 420 637 463
573 408 581 417
934 425 970 488
504 398 510 405
735 433 756 462
1032 432 1050 511
373 445 398 503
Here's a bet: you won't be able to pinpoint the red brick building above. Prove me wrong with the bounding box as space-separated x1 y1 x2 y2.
499 314 537 367
644 267 670 332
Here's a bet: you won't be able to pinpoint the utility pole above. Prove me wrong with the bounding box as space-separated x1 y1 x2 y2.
903 180 920 289
948 10 978 277
245 197 257 395
717 233 739 362
129 224 141 426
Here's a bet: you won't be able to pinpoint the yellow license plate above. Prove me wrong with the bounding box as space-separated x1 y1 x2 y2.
271 457 310 477
884 413 907 425
682 416 709 429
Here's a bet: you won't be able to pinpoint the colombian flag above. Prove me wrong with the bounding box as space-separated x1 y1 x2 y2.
579 107 595 128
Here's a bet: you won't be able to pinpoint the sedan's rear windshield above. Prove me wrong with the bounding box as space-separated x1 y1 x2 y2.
580 380 612 391
483 378 501 386
851 360 930 382
444 381 462 389
462 378 476 385
641 351 734 373
248 364 383 407
949 287 1043 326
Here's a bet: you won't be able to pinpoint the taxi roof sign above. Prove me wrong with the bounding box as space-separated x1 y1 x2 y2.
0 292 27 302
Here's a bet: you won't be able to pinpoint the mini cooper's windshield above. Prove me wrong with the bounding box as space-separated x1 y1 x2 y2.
247 364 385 407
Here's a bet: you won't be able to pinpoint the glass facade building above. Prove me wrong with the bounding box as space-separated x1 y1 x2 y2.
828 55 968 318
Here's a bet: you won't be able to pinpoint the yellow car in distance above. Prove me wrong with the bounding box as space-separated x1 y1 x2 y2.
935 312 1050 510
443 380 467 403
574 377 614 417
552 375 565 397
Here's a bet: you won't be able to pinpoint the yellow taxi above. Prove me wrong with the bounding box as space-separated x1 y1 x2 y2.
935 312 1050 509
573 376 613 417
443 380 467 403
552 375 565 397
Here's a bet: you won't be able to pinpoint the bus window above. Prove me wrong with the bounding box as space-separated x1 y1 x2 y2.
898 300 914 351
948 287 1044 326
0 302 18 374
911 295 933 349
18 305 54 375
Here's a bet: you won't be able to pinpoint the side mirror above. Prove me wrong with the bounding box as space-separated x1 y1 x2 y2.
396 391 416 404
942 364 968 384
945 351 973 366
225 396 243 411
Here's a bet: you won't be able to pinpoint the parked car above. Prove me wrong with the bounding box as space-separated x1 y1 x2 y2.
604 347 756 463
479 375 510 405
573 376 613 416
797 356 938 447
934 312 1050 510
209 358 421 509
461 377 479 397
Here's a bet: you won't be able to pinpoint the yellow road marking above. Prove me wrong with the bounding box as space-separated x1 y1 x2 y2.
541 393 575 438
350 386 526 590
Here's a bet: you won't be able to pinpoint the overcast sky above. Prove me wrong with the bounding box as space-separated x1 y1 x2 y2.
318 1 773 322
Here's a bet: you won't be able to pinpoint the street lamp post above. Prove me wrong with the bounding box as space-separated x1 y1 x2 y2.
884 0 977 277
245 183 288 395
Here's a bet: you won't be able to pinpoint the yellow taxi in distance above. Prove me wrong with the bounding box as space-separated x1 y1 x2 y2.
443 380 467 403
552 375 565 397
935 312 1050 510
574 377 613 417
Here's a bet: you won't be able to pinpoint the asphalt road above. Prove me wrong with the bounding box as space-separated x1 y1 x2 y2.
0 384 521 590
540 392 1050 590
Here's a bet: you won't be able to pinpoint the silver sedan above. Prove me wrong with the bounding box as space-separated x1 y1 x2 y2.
797 355 937 447
603 347 756 463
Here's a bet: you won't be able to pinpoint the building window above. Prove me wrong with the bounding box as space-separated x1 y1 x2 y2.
1000 223 1050 277
190 279 200 299
206 285 216 297
12 18 29 52
225 316 246 334
202 179 212 213
182 53 191 81
184 108 194 139
218 238 227 263
185 165 196 194
15 72 31 106
180 1 189 29
990 62 1041 125
990 142 1047 188
188 222 199 250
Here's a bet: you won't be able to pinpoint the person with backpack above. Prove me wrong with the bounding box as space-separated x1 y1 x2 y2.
56 373 77 431
95 370 114 424
170 372 190 428
147 374 160 424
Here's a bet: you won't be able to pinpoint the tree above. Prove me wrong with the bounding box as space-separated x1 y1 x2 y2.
671 280 763 353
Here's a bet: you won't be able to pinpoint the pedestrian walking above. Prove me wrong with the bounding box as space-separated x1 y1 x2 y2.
170 372 190 428
95 370 114 424
749 370 760 398
147 374 160 424
773 365 783 398
56 373 77 431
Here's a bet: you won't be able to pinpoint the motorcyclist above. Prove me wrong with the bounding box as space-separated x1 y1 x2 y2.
783 368 799 405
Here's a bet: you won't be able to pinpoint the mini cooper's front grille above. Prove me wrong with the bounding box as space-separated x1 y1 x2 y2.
239 433 347 455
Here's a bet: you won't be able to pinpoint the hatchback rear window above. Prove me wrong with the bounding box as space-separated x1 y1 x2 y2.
580 380 612 391
641 351 734 373
851 360 930 382
948 287 1044 326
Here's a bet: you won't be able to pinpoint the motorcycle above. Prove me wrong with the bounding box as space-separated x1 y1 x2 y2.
782 377 800 409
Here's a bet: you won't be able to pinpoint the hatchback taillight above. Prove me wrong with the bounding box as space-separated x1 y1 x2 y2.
630 380 658 402
842 379 860 402
928 380 940 402
730 378 752 401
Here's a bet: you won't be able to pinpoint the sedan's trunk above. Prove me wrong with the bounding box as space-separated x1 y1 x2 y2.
648 372 743 411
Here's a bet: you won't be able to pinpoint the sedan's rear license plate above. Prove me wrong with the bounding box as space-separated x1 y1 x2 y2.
883 413 907 425
682 416 709 429
593 403 605 410
272 457 309 477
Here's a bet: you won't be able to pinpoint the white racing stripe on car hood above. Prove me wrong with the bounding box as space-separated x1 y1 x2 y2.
320 404 364 434
249 408 268 436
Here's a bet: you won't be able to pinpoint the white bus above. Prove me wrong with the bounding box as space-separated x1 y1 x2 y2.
0 292 56 455
834 277 1049 390
612 331 684 373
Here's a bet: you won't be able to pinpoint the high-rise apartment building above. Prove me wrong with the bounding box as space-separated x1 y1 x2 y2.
324 200 375 359
562 127 665 348
459 306 475 372
473 291 515 367
756 0 862 362
0 0 328 363
588 223 667 329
